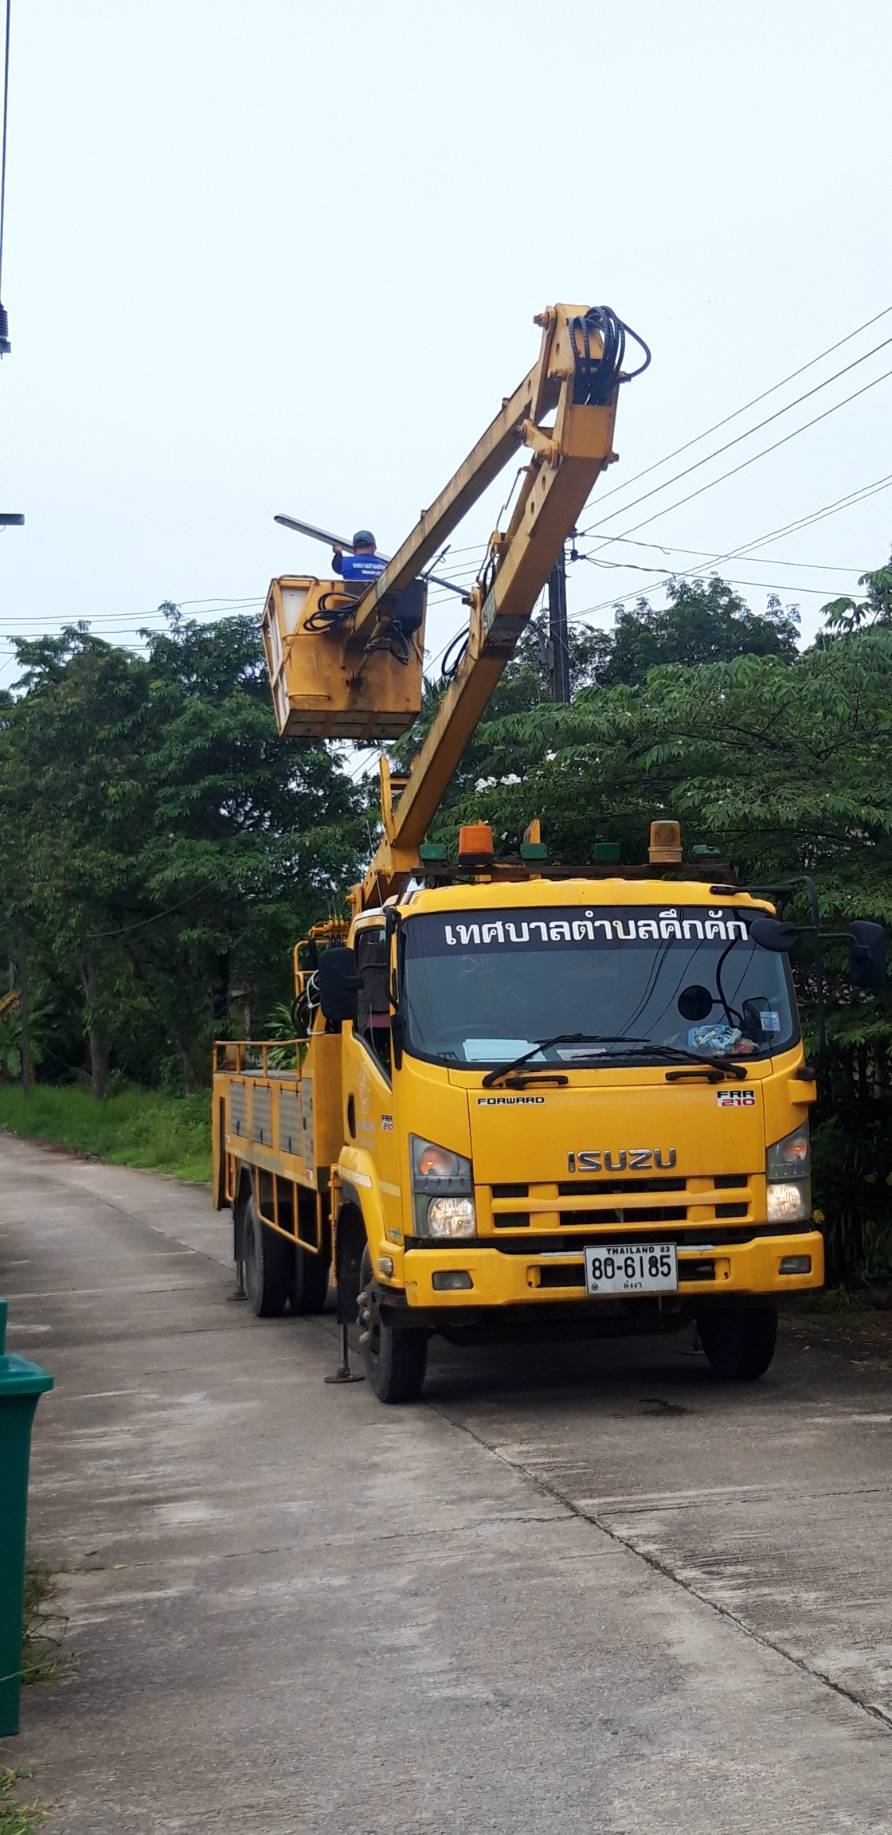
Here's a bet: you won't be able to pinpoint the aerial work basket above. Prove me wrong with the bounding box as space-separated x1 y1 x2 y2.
260 575 427 740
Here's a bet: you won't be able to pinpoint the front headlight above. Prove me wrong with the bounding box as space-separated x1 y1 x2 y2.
411 1135 476 1238
426 1196 477 1239
766 1123 811 1224
767 1179 812 1224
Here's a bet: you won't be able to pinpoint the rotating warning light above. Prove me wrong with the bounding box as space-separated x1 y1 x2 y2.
649 819 682 864
458 822 495 864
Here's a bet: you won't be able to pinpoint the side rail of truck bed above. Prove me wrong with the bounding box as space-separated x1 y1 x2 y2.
212 1038 331 1253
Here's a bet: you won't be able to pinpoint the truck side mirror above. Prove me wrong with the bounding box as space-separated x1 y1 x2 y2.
316 946 361 1023
849 920 887 989
748 916 798 952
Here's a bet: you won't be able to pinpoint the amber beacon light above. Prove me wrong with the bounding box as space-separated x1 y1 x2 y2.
458 822 495 865
648 820 683 864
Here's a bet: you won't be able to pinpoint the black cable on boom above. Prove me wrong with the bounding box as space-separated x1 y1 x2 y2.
569 308 651 405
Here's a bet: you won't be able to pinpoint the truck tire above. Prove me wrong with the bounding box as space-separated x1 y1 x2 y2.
293 1242 331 1316
359 1247 428 1404
697 1305 778 1380
243 1195 293 1319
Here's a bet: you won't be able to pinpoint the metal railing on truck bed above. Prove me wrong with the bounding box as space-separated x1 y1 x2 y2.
212 1035 343 1215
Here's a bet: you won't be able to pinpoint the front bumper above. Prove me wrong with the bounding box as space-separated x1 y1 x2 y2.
401 1231 824 1309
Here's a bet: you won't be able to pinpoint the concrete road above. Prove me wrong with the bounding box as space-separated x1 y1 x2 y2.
1 1133 890 1834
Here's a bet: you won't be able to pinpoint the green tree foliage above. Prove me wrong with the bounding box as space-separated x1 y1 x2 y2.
0 614 364 1095
589 576 800 684
820 556 892 633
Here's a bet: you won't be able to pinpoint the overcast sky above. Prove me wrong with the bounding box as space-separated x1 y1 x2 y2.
2 0 891 690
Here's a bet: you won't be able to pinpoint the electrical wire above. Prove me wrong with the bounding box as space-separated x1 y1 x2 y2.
580 339 892 544
578 303 892 518
0 596 264 629
573 555 854 596
573 533 865 574
719 472 892 559
579 363 892 557
567 471 892 626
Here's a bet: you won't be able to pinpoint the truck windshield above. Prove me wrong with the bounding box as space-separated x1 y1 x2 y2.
402 904 798 1069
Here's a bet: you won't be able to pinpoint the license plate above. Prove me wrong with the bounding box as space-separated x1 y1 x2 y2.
584 1242 678 1296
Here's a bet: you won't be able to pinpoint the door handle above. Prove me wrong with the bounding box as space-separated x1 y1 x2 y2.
347 1093 356 1138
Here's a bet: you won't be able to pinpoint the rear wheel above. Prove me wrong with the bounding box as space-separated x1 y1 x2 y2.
697 1305 778 1380
359 1246 428 1403
243 1194 293 1318
293 1240 331 1316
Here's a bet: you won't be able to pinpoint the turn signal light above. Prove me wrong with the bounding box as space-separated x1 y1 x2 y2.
458 821 494 862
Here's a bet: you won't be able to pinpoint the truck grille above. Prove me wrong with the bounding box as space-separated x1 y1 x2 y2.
486 1174 752 1233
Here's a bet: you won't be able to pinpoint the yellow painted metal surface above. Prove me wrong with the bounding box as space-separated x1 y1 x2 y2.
212 1031 343 1198
401 1234 825 1309
211 881 825 1329
261 575 425 740
212 301 826 1349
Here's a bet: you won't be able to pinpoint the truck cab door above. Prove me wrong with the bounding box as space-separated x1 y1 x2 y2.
343 927 403 1244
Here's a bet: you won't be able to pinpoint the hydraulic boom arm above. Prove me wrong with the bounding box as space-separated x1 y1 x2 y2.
356 304 648 906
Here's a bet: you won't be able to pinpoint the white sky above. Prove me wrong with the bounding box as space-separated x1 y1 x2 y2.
2 0 891 691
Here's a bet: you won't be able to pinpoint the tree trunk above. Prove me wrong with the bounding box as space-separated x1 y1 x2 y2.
80 962 109 1100
174 1029 205 1096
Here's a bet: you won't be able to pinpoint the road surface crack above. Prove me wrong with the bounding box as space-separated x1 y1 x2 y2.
427 1399 892 1734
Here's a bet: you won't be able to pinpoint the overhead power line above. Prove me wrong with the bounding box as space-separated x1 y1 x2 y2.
568 471 892 625
718 472 892 561
0 596 264 630
574 556 852 595
574 534 865 574
579 364 892 554
581 302 892 518
581 339 892 544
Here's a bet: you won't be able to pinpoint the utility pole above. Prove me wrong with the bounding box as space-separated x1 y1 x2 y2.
547 544 570 704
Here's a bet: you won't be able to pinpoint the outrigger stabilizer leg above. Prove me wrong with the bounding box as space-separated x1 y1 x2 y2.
325 1264 364 1384
324 1321 364 1385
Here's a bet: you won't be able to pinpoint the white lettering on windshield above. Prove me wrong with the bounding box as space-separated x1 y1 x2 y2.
442 909 748 947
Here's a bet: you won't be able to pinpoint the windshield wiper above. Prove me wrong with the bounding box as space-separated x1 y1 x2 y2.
482 1034 652 1088
617 1043 747 1081
481 1033 747 1088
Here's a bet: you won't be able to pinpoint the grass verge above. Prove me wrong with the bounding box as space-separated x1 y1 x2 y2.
21 1562 70 1692
0 1085 211 1183
0 1771 46 1835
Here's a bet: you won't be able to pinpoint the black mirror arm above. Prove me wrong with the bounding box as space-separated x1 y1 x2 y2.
713 938 743 1030
759 877 827 1070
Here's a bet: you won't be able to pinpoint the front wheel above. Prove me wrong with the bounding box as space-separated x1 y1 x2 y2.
697 1305 778 1380
359 1247 428 1403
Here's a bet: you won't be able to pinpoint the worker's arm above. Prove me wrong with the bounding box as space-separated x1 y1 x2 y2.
331 548 344 575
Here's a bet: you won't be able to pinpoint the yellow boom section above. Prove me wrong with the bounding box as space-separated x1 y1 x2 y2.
259 303 647 906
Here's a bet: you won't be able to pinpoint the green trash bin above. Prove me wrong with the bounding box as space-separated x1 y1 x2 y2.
0 1297 53 1737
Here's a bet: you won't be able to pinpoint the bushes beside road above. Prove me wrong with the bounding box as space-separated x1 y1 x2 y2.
0 1086 211 1184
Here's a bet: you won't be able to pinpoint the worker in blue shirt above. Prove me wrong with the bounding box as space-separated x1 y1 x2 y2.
332 530 388 582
